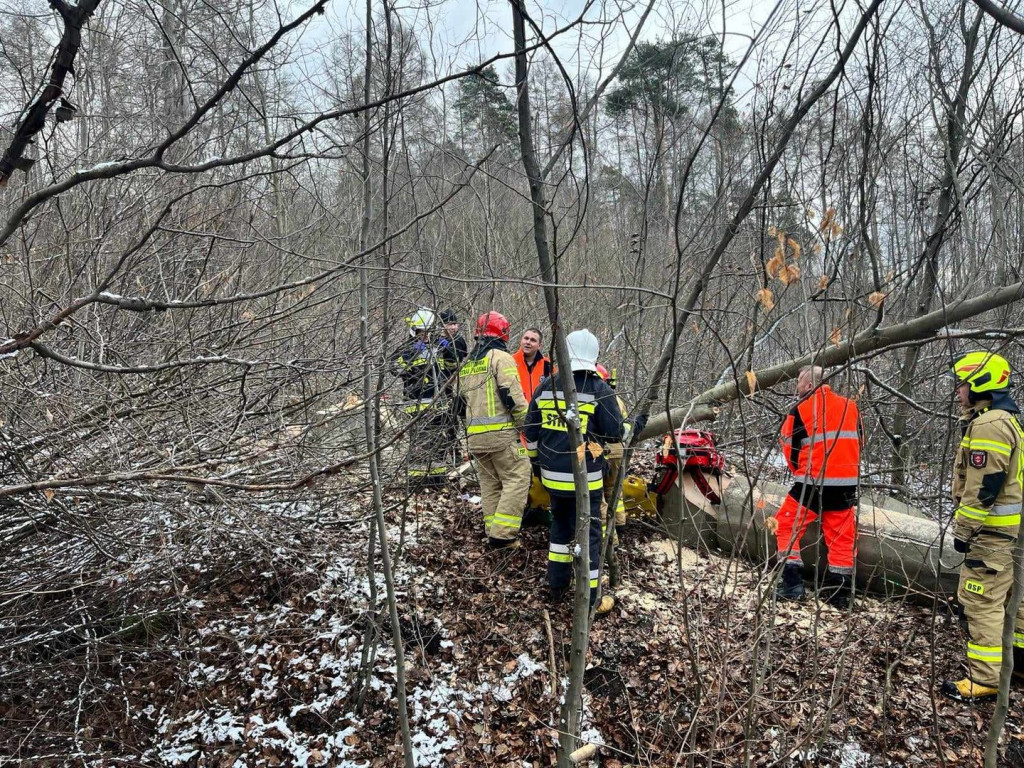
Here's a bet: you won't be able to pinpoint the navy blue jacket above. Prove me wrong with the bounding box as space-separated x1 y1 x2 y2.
524 370 623 496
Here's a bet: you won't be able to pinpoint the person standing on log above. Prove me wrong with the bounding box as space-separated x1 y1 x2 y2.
941 352 1024 702
775 365 862 609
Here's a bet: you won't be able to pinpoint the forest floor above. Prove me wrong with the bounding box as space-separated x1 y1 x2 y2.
6 458 1024 767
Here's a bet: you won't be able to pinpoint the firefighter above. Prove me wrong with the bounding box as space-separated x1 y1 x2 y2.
513 327 551 402
775 365 861 609
458 311 532 549
438 309 469 382
524 330 623 615
391 308 449 488
437 309 468 468
941 351 1024 702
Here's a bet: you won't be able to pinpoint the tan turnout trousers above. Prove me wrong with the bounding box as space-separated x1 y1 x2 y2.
958 532 1024 686
474 441 532 540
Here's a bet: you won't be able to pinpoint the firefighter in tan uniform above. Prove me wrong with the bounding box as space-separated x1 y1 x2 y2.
458 312 533 549
942 352 1024 701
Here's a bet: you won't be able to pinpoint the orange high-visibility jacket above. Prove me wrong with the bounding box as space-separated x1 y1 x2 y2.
779 385 861 486
513 348 550 402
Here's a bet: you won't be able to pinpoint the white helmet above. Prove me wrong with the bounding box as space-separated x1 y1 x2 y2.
406 308 436 336
566 329 599 372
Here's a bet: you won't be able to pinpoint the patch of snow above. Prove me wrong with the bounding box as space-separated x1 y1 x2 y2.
839 741 873 768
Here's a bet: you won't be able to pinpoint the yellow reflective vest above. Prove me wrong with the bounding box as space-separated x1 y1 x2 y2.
458 343 527 453
953 403 1024 540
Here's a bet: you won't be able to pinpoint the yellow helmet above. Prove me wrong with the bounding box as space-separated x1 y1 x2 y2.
952 351 1011 394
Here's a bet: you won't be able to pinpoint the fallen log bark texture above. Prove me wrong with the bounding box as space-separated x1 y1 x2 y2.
660 472 962 600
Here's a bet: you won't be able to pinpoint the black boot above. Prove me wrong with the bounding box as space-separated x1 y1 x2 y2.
777 563 805 601
820 572 853 610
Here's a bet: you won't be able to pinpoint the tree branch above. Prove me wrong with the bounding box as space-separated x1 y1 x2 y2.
971 0 1024 35
0 0 101 183
639 282 1024 439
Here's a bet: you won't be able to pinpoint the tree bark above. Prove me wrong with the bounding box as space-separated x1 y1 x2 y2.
510 3 593 763
358 2 414 763
639 281 1024 440
890 8 982 489
631 0 884 442
983 533 1024 767
0 0 103 183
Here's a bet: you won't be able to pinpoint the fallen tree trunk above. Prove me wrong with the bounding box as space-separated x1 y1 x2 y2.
638 281 1024 441
659 472 961 600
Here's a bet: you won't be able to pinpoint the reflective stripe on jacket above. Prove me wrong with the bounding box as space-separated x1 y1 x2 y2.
523 371 624 496
953 401 1024 538
459 341 527 451
391 340 444 405
779 385 861 487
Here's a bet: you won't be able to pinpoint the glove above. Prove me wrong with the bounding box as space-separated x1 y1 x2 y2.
631 414 648 437
412 340 427 353
438 338 451 349
953 537 968 554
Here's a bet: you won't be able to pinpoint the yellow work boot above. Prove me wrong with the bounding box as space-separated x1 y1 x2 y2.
594 595 615 617
940 678 998 702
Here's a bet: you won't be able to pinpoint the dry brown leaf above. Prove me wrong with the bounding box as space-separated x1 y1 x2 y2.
765 253 784 278
868 291 886 308
767 226 777 237
576 443 587 462
45 408 54 423
765 516 779 534
818 275 830 290
819 207 836 233
756 288 775 311
786 237 801 260
830 327 842 346
779 264 801 285
44 488 54 502
744 370 757 395
588 441 604 460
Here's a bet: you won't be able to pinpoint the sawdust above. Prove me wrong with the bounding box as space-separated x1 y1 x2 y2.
643 538 702 568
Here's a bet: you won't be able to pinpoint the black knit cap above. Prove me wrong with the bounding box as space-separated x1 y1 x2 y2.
440 309 458 323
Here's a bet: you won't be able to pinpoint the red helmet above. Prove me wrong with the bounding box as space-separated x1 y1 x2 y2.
596 364 611 381
475 311 510 341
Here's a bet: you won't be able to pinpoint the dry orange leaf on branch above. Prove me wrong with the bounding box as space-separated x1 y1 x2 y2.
755 288 775 311
764 230 803 284
830 327 843 346
745 370 757 394
779 264 801 285
819 206 844 241
868 291 886 308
